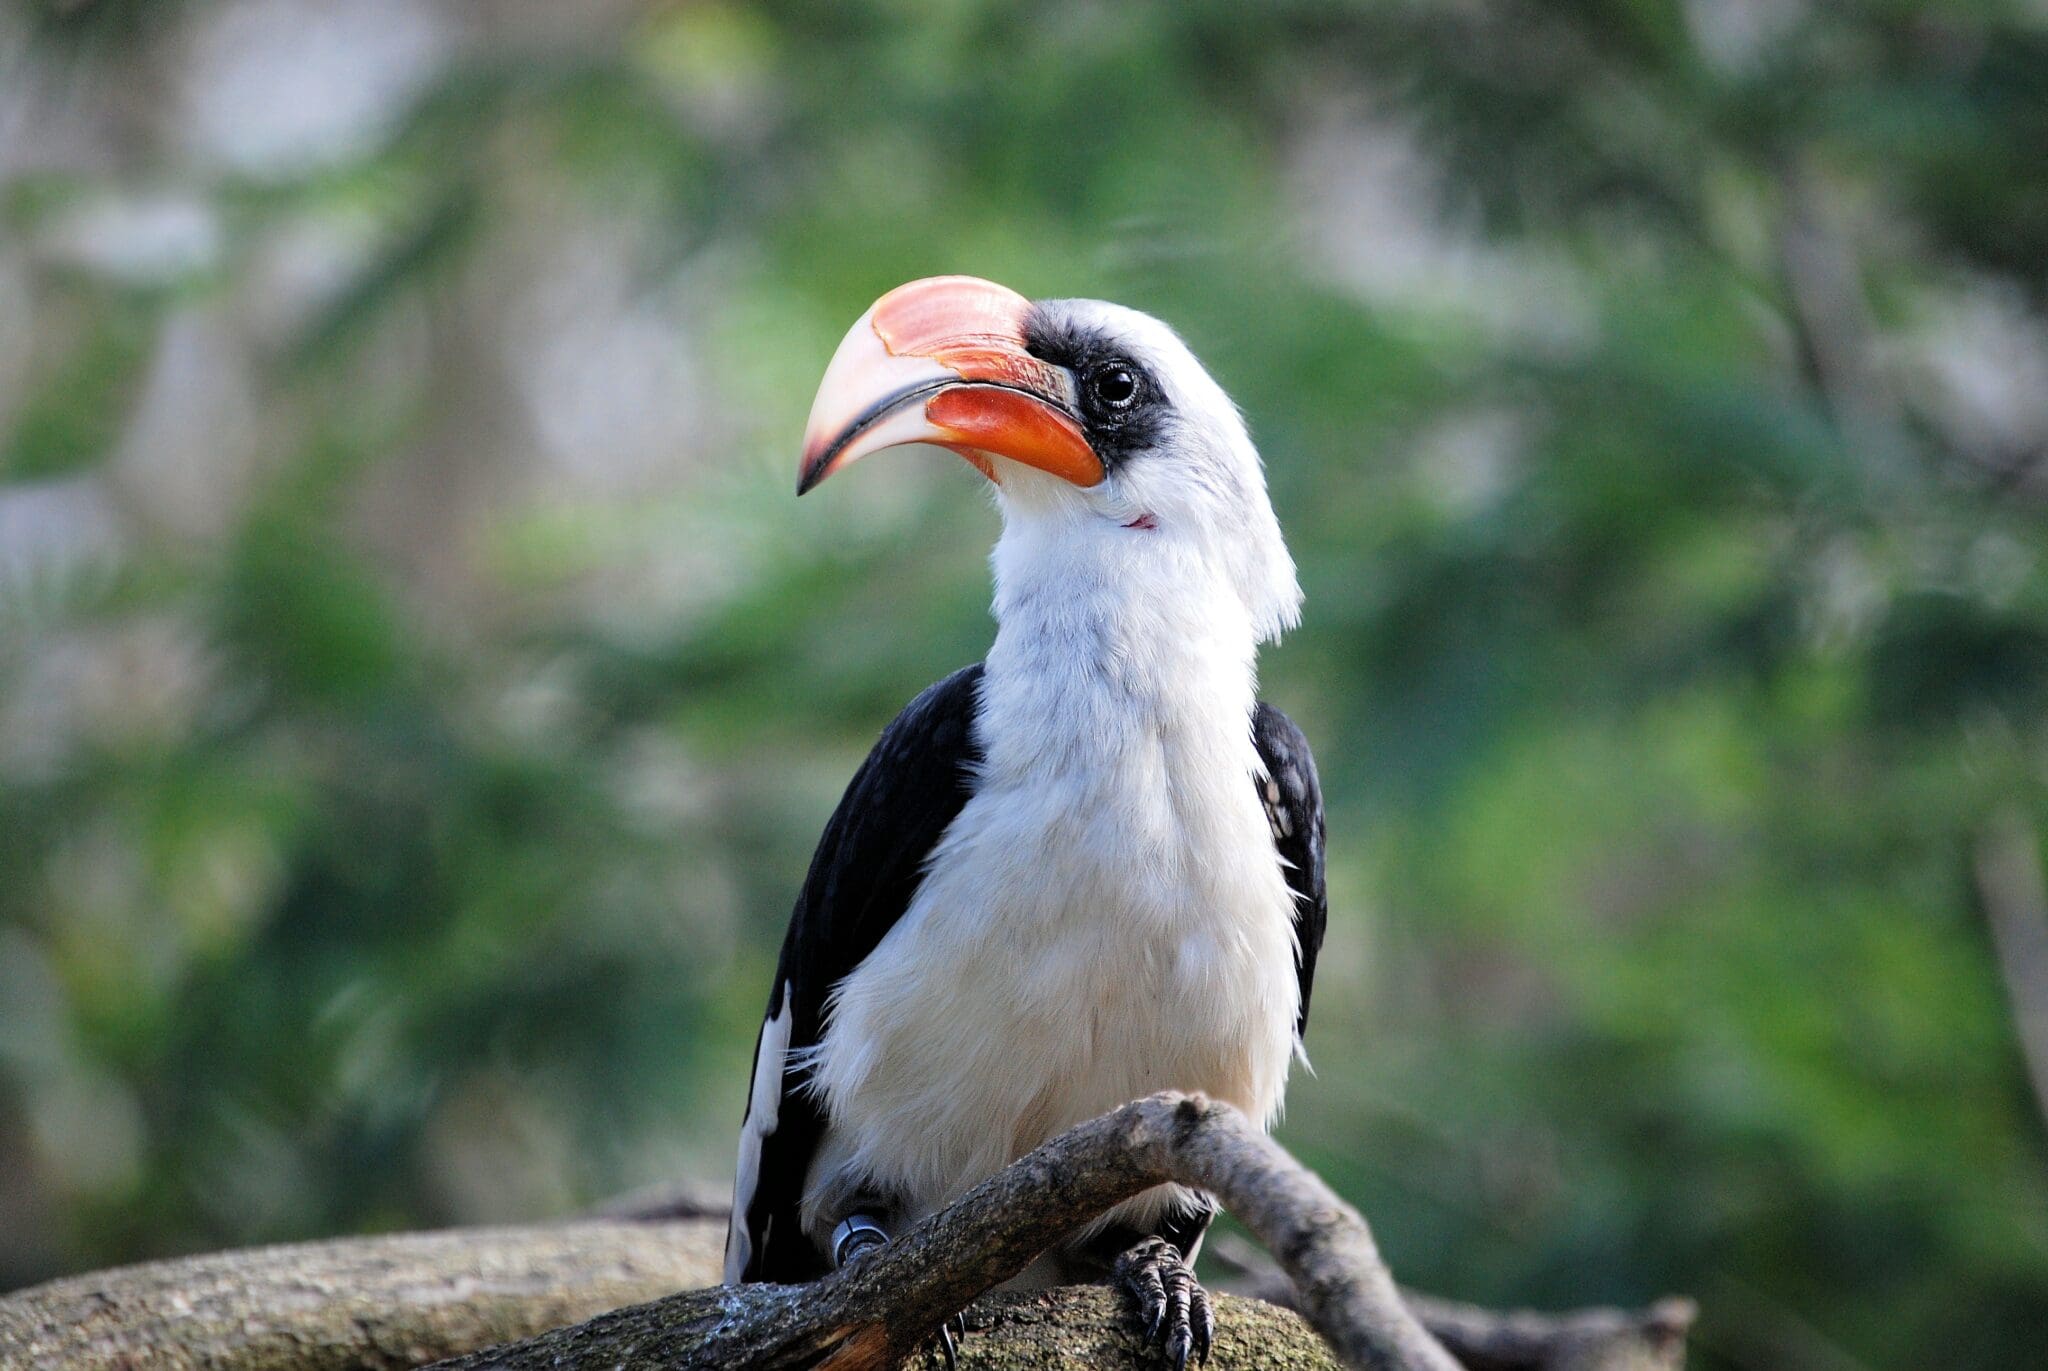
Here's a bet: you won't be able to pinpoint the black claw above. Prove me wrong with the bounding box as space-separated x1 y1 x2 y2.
924 1309 967 1369
1115 1236 1213 1367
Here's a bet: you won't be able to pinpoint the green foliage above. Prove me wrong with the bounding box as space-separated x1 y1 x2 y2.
2 4 2046 1369
1 286 155 481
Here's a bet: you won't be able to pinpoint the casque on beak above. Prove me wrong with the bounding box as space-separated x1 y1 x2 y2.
797 276 1106 495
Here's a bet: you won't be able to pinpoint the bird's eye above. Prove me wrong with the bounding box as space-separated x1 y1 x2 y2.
1088 364 1139 411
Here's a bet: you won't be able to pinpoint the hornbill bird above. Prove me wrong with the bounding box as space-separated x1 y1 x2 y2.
726 276 1326 1369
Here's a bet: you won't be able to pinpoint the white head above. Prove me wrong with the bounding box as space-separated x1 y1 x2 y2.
798 276 1302 645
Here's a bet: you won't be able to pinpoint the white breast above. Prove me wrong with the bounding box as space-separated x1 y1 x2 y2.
800 524 1301 1246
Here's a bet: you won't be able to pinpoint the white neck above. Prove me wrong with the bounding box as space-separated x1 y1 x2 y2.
979 501 1260 783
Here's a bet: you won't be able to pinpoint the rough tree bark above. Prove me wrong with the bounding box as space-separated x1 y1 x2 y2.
0 1093 1692 1371
0 1220 723 1371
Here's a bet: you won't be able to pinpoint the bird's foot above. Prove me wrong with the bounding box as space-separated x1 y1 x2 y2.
1115 1236 1214 1370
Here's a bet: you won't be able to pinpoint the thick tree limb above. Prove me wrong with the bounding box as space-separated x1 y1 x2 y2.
0 1219 723 1371
0 1093 1693 1371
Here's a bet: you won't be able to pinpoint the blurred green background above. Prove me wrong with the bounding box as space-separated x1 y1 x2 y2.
3 2 2047 1367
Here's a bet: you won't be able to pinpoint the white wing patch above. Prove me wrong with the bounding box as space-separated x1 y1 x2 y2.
724 986 793 1283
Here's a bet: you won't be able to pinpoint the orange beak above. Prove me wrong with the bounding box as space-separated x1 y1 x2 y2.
797 276 1105 495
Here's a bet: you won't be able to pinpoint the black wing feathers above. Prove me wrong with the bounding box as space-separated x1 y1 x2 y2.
1252 703 1327 1037
736 664 985 1282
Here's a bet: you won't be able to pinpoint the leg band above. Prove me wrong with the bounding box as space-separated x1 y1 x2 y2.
831 1213 889 1266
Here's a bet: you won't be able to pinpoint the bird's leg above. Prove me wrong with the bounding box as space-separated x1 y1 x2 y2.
1114 1235 1215 1371
831 1213 962 1370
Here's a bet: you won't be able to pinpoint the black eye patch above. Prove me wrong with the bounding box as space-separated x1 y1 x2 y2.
1023 308 1167 471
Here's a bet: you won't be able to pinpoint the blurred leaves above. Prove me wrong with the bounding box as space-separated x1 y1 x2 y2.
1 285 153 482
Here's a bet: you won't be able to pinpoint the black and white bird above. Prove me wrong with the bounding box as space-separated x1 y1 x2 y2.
725 276 1326 1367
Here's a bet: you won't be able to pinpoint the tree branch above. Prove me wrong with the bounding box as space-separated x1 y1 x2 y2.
1206 1236 1696 1371
0 1093 1693 1371
1973 809 2048 1138
1399 1291 1697 1371
0 1219 723 1371
410 1093 1460 1371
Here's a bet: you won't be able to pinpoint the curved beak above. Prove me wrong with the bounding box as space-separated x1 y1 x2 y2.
797 276 1104 495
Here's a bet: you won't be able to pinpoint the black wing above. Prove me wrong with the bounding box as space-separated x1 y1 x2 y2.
727 664 985 1284
1252 703 1327 1037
